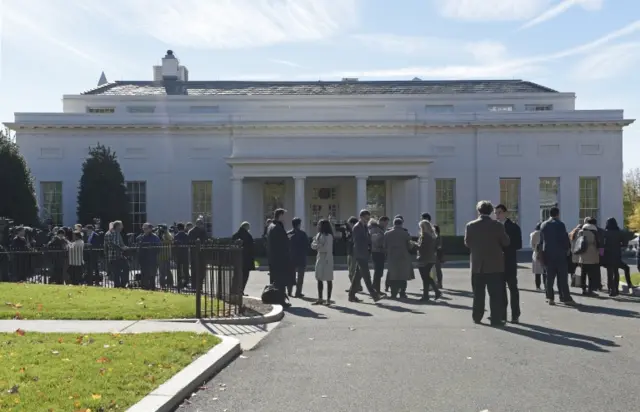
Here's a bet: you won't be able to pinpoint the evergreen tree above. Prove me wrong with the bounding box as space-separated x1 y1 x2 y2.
77 143 130 230
0 129 39 225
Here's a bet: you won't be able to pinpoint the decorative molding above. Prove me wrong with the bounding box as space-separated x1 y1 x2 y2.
537 144 560 156
123 147 147 159
579 144 602 155
39 147 63 159
497 143 522 156
6 120 634 133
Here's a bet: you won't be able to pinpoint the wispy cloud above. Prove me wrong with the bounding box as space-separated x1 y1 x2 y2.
307 18 640 80
79 0 359 50
520 0 604 30
269 59 303 68
571 42 640 80
433 0 550 22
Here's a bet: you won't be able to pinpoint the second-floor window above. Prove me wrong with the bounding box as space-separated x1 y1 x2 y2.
525 104 553 111
488 104 514 112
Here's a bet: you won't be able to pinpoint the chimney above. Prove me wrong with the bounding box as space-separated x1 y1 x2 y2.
161 50 179 80
153 50 188 81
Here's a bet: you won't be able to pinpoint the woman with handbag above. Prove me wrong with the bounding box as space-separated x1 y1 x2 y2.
311 219 334 305
530 222 546 291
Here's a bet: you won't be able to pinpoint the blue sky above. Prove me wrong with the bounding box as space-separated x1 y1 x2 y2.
1 0 639 169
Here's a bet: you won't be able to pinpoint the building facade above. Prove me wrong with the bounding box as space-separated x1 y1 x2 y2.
6 51 634 246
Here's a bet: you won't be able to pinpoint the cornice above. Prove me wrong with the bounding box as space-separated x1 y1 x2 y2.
4 120 634 132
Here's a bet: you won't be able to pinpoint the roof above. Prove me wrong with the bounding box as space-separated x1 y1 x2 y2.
81 79 558 96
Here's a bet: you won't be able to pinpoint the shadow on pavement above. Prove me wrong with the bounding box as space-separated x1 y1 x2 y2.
443 288 474 299
497 322 619 352
327 305 373 317
286 307 328 319
437 300 473 312
574 303 640 319
375 302 425 314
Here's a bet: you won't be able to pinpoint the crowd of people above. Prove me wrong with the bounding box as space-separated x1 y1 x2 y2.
248 202 637 326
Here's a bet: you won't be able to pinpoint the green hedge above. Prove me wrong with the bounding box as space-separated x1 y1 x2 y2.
247 236 469 257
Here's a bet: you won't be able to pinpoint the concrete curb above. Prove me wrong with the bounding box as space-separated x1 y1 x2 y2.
126 334 241 412
154 300 285 326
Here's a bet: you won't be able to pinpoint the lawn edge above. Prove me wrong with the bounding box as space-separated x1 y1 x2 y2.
126 334 242 412
618 281 640 296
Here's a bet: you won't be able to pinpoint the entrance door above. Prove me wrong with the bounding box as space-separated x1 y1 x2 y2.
309 187 339 231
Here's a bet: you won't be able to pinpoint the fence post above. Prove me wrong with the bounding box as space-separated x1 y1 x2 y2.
194 240 202 318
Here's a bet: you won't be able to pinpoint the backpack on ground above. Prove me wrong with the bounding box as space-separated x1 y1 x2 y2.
572 231 588 255
261 284 281 304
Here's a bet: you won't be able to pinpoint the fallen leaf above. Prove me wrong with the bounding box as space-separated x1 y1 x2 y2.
73 401 81 408
62 358 70 362
14 303 22 309
99 368 106 376
103 345 110 348
91 394 101 400
15 329 25 336
37 304 43 312
51 351 60 355
19 368 25 373
14 312 23 320
96 357 110 364
5 302 13 306
58 338 64 344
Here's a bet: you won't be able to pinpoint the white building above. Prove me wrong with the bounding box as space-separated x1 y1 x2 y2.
6 51 635 246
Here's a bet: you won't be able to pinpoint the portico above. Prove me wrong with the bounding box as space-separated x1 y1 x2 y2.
226 156 434 232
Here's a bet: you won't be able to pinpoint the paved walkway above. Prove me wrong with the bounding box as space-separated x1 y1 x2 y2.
0 319 278 351
183 267 640 412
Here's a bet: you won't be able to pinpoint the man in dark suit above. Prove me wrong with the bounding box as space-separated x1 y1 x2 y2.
465 201 510 326
495 204 522 323
540 206 575 305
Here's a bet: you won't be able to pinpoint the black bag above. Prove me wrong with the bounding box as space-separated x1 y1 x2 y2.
261 284 281 304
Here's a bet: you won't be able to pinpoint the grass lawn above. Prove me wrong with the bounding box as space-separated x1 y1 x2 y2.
0 331 220 411
622 272 640 286
0 283 204 320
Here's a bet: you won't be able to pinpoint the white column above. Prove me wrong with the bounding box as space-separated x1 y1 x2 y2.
231 176 243 230
293 176 306 229
418 175 429 217
356 175 368 214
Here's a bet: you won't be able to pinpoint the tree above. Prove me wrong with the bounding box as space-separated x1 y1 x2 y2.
77 143 130 230
623 168 640 228
0 128 39 225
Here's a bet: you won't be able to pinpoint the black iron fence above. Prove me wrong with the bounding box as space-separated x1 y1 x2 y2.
0 241 244 318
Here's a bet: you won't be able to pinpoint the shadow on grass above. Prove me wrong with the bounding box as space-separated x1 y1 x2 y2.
496 322 618 353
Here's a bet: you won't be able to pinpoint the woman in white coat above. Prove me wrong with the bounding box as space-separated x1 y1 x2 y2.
311 219 334 305
530 221 546 291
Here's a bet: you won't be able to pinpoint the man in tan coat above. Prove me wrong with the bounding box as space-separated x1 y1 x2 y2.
464 201 510 326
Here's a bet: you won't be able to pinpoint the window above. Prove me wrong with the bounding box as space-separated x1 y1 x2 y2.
435 179 456 235
539 178 559 221
525 104 553 111
86 107 115 114
192 181 213 234
425 105 454 114
40 182 63 225
366 181 386 219
189 106 219 114
499 178 521 224
126 106 156 113
126 181 147 233
579 177 599 223
263 182 285 223
488 104 514 112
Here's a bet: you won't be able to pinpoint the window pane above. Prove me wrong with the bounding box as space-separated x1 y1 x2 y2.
579 177 599 224
40 182 63 225
191 181 213 234
435 179 456 235
539 177 559 221
499 178 521 224
366 181 386 219
125 181 147 233
263 182 285 223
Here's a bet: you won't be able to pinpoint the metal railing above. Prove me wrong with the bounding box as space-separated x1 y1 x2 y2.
0 240 244 318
